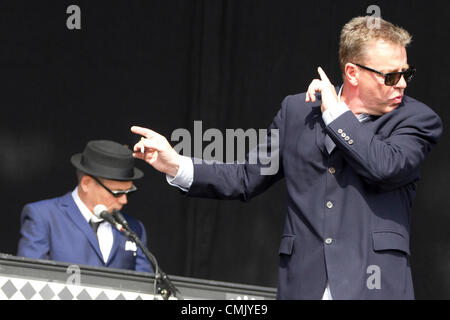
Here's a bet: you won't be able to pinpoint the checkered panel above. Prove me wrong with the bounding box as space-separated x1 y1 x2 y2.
0 275 160 300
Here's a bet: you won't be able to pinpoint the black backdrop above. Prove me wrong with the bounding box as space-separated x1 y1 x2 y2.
0 0 449 299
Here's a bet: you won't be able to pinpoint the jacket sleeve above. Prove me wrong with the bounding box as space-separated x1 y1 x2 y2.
186 98 287 201
17 204 51 259
326 105 443 190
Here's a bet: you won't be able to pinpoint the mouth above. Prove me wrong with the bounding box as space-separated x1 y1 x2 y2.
392 95 403 104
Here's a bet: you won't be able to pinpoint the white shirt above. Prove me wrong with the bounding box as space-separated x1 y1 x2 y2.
165 87 363 300
71 187 113 263
322 85 350 126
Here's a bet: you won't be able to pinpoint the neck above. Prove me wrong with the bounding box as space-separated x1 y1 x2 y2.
77 185 95 214
340 82 366 116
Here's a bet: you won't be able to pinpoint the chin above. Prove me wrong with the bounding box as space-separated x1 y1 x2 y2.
385 104 399 113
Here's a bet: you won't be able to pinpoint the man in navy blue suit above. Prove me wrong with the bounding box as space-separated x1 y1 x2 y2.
130 16 442 298
17 140 153 273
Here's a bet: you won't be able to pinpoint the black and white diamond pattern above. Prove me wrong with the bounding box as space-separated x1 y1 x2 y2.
0 275 157 300
20 282 36 299
2 280 17 299
58 287 74 300
39 284 55 300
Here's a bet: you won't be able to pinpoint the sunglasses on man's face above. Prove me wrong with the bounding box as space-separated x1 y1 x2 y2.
89 175 137 197
354 63 416 86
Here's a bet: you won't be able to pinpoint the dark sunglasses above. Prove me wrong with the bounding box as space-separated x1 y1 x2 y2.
354 63 416 86
89 175 137 197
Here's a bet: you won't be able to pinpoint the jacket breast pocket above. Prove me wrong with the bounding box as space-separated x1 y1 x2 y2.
372 231 410 256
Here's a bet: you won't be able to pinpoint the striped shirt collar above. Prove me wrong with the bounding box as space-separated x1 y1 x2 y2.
338 85 373 123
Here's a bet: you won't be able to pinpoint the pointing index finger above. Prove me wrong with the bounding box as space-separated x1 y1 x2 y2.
317 67 332 85
130 126 158 138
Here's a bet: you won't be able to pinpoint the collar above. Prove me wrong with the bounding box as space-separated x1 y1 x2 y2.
338 84 372 122
72 187 103 223
337 85 343 101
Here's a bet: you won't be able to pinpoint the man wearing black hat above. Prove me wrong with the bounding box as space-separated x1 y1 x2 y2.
17 140 153 273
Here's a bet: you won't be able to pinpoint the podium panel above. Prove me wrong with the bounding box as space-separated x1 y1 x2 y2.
0 254 276 300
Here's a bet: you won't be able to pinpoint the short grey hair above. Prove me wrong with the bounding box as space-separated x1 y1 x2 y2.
339 16 412 75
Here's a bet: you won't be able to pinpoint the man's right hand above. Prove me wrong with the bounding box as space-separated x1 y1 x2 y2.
130 126 181 177
305 67 339 113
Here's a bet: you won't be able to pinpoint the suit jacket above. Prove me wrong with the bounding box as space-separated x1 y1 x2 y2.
17 192 153 273
186 91 442 299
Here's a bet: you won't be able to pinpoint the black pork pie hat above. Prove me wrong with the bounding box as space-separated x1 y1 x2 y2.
71 140 144 181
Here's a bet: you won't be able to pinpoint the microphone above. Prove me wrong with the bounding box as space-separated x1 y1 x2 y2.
93 204 129 235
112 210 131 232
93 205 181 300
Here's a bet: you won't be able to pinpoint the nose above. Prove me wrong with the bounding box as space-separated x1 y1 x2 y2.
394 74 408 89
117 194 128 205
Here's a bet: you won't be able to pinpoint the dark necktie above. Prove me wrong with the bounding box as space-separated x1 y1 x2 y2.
89 220 101 238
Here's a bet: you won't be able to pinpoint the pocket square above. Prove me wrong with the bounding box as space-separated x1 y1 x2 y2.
125 240 137 252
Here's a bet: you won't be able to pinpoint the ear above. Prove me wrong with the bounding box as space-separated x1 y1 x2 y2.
344 63 359 86
79 175 93 193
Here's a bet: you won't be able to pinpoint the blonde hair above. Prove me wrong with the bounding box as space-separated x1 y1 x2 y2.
339 16 412 75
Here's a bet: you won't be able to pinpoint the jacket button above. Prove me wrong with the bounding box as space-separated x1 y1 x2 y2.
326 201 333 209
328 167 336 174
338 129 343 134
348 139 354 145
325 238 333 245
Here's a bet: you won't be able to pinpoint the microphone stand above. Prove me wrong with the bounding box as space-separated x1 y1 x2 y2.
112 211 182 300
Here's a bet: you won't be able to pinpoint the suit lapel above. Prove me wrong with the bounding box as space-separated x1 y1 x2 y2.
106 227 121 265
59 192 104 262
315 113 329 156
